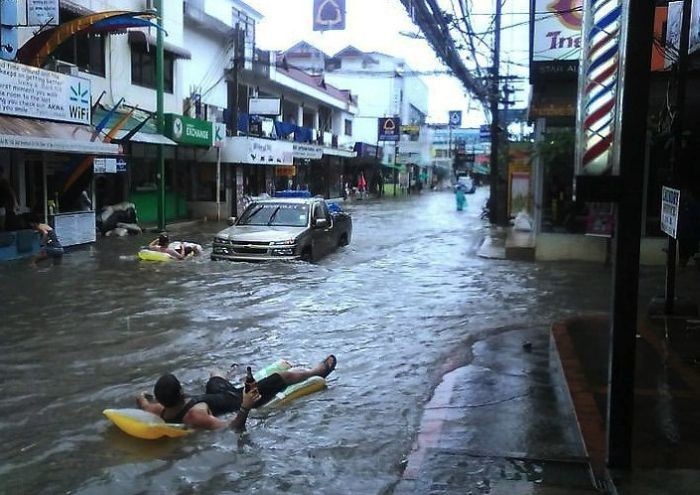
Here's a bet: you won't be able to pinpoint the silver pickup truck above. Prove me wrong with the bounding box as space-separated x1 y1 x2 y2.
211 197 352 262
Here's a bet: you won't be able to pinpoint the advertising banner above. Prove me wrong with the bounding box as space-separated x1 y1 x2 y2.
532 0 583 62
0 59 91 124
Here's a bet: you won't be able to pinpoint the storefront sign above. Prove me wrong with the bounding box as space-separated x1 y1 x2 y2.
164 113 213 147
0 133 118 154
353 142 382 159
661 186 680 238
249 97 281 116
213 122 226 148
0 59 91 124
293 143 323 160
275 165 296 176
93 157 118 174
585 202 615 237
532 0 582 62
219 137 294 165
400 124 420 138
378 117 400 141
27 0 59 25
0 0 58 26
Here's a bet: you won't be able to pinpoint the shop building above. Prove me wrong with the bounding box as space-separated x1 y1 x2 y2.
0 58 119 259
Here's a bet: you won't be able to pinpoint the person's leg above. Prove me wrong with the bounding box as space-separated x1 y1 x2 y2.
277 355 336 386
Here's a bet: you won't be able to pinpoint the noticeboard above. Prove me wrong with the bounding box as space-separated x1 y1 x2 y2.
661 186 680 238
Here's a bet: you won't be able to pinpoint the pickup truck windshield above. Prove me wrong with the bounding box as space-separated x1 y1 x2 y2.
237 203 309 227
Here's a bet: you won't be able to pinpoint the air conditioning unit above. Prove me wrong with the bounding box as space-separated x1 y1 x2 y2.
52 60 79 76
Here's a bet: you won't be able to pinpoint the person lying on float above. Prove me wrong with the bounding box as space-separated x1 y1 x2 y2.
148 234 186 260
135 355 337 431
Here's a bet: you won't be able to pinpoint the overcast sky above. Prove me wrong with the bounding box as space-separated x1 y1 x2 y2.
244 0 530 127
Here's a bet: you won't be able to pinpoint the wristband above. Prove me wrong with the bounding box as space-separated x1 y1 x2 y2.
239 406 250 414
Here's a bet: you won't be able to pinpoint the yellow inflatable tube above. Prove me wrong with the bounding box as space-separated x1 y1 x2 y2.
103 408 192 439
104 359 327 440
137 249 173 262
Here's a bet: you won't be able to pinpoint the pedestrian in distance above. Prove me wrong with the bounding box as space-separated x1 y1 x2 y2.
455 184 467 211
136 355 337 432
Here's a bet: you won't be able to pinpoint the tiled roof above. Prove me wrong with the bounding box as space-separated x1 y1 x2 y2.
276 55 356 105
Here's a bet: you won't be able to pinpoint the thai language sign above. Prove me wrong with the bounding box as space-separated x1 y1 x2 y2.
661 186 680 238
532 0 583 62
293 143 323 160
0 59 91 124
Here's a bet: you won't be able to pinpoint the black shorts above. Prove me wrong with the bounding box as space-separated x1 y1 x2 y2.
205 373 287 412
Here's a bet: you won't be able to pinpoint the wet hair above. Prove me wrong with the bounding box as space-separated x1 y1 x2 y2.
154 374 183 407
157 234 169 247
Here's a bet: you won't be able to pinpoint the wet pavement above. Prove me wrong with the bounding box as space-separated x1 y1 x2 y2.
0 188 623 494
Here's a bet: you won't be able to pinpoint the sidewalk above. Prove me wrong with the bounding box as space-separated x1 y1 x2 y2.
401 235 700 493
552 305 700 494
394 325 600 494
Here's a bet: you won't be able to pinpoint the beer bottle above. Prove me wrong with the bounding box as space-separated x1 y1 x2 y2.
245 366 257 392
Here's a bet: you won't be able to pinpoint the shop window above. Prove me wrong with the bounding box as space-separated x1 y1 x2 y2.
344 119 352 136
53 32 105 76
193 164 219 202
131 44 174 93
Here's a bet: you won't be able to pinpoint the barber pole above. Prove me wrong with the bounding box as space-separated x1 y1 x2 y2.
576 0 623 175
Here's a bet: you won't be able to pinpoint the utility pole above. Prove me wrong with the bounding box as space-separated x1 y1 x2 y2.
155 0 165 231
606 0 655 468
489 0 504 225
665 0 692 314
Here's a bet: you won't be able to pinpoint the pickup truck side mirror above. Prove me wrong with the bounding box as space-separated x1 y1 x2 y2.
314 218 329 229
227 217 236 226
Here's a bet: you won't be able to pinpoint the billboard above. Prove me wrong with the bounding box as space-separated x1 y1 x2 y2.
313 0 346 32
378 117 400 141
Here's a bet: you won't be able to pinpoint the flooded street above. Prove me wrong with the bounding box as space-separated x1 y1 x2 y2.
0 189 614 494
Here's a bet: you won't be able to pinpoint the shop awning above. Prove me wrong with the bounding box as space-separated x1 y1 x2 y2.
0 115 120 155
108 129 177 146
93 106 176 146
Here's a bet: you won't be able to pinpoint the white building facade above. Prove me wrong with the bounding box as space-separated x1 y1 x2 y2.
4 0 359 225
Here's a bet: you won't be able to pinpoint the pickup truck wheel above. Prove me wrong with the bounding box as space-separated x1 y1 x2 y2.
301 247 313 262
338 233 349 247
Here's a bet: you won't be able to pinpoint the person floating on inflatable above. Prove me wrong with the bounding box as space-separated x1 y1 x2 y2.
455 184 467 211
148 234 186 260
135 354 337 431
